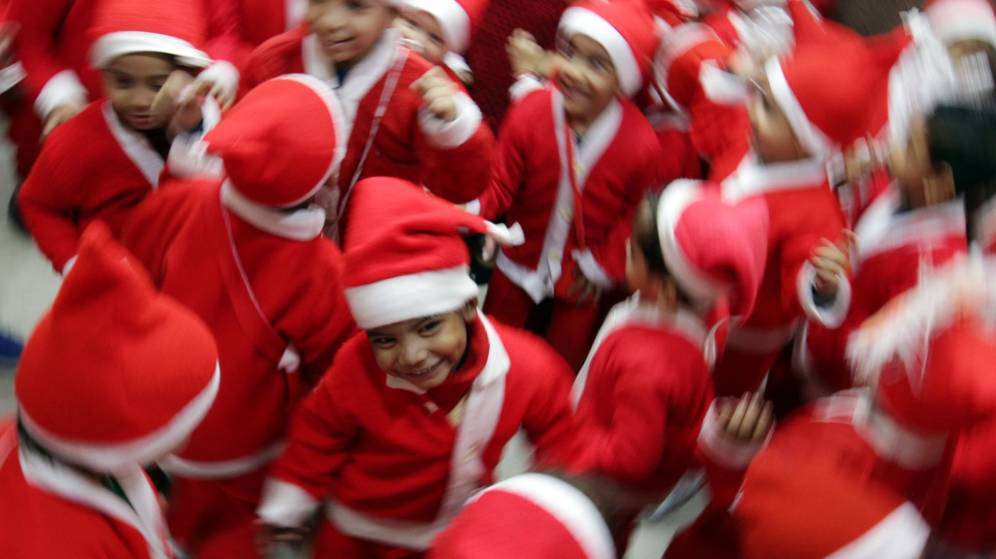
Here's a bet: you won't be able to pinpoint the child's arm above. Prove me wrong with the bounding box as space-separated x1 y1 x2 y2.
17 134 82 273
412 67 495 204
506 29 550 102
570 353 671 483
784 229 853 330
292 255 358 390
195 0 247 109
257 372 357 530
697 393 773 510
8 0 87 137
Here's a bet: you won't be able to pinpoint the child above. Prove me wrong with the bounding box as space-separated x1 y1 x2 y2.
120 75 357 558
16 0 222 274
569 182 767 538
708 0 898 397
0 222 220 558
395 0 489 86
477 0 664 370
242 0 494 240
430 472 626 559
255 177 578 558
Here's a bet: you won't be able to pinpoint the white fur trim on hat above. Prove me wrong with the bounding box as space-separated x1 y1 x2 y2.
484 473 616 559
927 0 996 47
764 56 835 159
345 266 479 329
826 502 930 559
403 0 472 53
559 6 642 96
18 364 220 475
91 31 212 69
657 179 729 305
272 74 348 206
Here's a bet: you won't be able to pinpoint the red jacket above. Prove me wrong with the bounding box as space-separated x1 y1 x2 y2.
479 87 664 303
121 179 356 476
0 422 174 559
570 298 713 498
258 316 577 551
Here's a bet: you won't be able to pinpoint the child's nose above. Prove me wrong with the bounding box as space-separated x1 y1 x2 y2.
399 342 427 367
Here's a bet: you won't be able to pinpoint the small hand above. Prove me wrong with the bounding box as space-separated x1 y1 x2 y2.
810 233 854 299
411 67 458 122
567 266 601 306
256 522 307 558
42 101 85 140
716 392 773 444
506 29 550 78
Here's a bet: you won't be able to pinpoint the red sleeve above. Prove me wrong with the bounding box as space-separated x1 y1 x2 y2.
8 0 77 105
269 357 360 499
778 203 847 320
475 97 530 220
118 188 190 284
17 124 83 272
416 110 496 205
519 342 580 470
571 349 670 483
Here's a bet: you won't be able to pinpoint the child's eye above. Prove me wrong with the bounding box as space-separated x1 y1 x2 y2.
418 320 443 336
347 0 367 11
429 33 444 47
590 57 609 73
114 77 134 88
370 336 396 349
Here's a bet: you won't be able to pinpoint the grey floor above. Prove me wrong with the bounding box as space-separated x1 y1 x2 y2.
0 120 700 557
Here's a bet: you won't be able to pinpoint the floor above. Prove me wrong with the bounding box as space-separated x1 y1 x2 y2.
0 119 700 557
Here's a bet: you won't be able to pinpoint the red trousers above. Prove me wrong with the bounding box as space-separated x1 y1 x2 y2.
167 470 266 559
484 269 602 371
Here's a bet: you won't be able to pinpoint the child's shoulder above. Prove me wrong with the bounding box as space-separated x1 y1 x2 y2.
246 26 308 79
35 101 114 172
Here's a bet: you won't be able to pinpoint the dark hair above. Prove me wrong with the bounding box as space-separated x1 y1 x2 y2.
632 190 669 277
927 99 996 238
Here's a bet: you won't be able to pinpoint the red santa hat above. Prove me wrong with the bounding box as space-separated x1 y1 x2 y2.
559 0 661 96
204 74 346 208
656 179 769 317
400 0 489 54
89 0 211 69
736 455 931 559
848 254 996 434
926 0 996 48
15 223 220 475
430 473 616 559
764 0 897 158
342 177 521 329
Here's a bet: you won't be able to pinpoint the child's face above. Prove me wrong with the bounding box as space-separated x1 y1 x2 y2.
554 33 620 124
395 10 447 65
625 201 654 293
746 74 806 163
308 0 396 66
888 116 953 208
101 53 176 131
366 303 476 391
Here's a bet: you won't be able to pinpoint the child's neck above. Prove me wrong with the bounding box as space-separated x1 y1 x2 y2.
565 99 614 137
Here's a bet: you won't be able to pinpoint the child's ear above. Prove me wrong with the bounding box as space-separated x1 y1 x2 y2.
461 300 479 322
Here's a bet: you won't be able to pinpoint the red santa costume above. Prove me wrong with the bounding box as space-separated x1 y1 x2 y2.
710 3 907 397
256 177 577 558
0 223 220 559
672 254 996 558
429 473 616 559
478 0 663 370
119 75 356 559
16 0 224 274
569 180 767 524
241 6 494 239
735 453 931 559
397 0 488 86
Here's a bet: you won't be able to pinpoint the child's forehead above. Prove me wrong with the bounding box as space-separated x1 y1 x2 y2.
103 53 177 76
558 31 613 59
366 313 449 335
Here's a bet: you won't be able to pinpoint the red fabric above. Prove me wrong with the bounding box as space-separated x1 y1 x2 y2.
236 0 297 62
649 114 702 182
0 442 169 559
802 201 967 395
16 222 218 448
89 0 207 51
202 0 250 67
205 75 340 206
243 28 493 207
712 162 847 397
268 319 577 523
570 323 713 496
166 473 264 559
479 87 664 287
8 0 101 106
17 101 168 272
942 418 996 549
121 179 356 464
